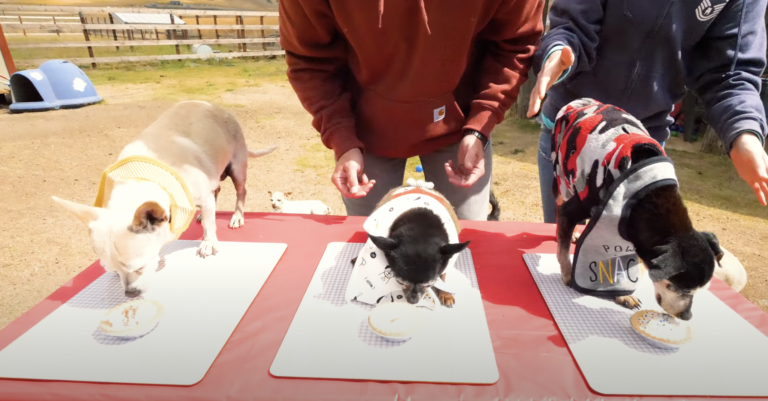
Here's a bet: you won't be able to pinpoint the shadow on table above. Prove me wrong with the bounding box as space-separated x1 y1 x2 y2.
314 242 362 308
64 243 197 311
526 254 676 356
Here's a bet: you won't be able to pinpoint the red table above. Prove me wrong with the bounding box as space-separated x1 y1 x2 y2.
1 213 767 401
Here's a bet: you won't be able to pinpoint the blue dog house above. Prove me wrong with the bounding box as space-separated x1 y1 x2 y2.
9 60 101 113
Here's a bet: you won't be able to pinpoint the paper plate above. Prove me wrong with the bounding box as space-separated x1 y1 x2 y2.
367 302 423 343
630 310 692 350
99 299 165 339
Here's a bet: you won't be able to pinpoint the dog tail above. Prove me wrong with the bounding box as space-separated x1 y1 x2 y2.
248 145 278 158
488 189 501 221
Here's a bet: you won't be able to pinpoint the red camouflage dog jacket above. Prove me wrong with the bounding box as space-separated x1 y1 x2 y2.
552 98 666 205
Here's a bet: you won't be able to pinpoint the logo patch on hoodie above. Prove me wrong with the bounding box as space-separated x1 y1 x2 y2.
434 106 446 122
696 0 727 21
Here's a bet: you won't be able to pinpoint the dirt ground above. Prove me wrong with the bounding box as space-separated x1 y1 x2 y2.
0 59 766 330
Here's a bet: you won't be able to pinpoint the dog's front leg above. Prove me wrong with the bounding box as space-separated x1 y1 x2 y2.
197 186 220 223
197 192 219 258
556 196 588 286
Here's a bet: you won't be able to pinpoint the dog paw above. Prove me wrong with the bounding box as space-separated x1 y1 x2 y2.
615 295 642 310
561 273 572 287
196 213 203 223
229 214 245 229
197 240 219 258
438 292 455 308
571 230 581 244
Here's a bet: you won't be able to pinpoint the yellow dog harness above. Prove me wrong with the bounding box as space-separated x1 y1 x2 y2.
94 156 196 240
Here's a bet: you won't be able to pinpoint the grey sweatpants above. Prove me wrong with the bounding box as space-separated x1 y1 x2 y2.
342 140 492 221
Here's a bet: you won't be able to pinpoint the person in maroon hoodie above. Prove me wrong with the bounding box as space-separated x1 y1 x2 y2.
279 0 543 220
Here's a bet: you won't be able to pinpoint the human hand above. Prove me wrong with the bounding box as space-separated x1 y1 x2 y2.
527 46 575 118
331 148 375 198
730 133 768 205
445 134 486 187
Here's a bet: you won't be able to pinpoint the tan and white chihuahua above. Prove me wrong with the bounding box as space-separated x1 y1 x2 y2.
53 101 276 297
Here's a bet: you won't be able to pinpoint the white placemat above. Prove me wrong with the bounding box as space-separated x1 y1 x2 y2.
0 240 286 386
523 253 768 397
270 242 498 384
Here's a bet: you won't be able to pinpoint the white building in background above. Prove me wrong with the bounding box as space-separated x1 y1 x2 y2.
110 13 187 26
110 12 187 40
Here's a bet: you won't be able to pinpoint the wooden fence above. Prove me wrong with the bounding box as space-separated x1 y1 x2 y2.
0 4 283 68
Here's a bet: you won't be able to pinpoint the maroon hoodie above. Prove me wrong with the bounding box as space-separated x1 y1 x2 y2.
279 0 543 160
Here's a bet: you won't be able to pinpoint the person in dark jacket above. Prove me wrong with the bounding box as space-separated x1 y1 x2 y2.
527 0 768 223
279 0 542 220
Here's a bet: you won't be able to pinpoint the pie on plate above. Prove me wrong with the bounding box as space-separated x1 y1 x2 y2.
368 301 423 342
99 299 165 339
630 310 693 349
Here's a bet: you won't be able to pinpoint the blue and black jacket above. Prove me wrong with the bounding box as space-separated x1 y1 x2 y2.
534 0 768 151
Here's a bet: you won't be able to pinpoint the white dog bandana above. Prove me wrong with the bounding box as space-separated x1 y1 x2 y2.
571 158 678 296
94 156 196 240
344 180 458 309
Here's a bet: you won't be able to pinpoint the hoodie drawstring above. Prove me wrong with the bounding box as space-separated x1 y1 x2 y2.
378 0 431 35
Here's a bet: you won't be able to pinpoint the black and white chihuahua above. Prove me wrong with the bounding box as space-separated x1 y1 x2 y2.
352 185 469 307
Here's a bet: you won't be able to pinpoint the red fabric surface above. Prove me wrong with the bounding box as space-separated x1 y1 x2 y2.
0 213 766 401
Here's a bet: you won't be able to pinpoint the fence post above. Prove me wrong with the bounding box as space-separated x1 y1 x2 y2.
236 16 242 52
242 16 247 53
18 16 26 37
108 13 119 51
128 29 135 52
260 16 266 51
195 15 201 39
214 15 220 39
170 14 180 55
140 29 145 40
52 15 60 37
179 16 190 50
78 11 97 69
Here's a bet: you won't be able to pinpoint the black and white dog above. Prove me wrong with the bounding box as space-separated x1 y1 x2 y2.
552 98 722 321
351 181 469 307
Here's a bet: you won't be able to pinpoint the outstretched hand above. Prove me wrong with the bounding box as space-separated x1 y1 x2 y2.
730 133 768 205
331 148 375 198
527 46 575 118
445 134 486 187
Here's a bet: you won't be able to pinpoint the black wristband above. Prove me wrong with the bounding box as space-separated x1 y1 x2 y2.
465 130 489 150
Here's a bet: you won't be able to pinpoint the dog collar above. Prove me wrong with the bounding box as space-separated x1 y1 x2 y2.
94 156 196 241
571 157 678 296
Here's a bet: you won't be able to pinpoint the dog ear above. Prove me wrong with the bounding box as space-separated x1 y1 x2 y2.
368 234 399 251
285 191 292 197
700 231 724 266
648 243 685 282
131 201 168 233
268 191 272 196
52 196 105 226
440 241 470 258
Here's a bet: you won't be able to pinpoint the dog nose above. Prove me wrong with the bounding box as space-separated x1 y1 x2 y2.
125 289 141 298
405 293 420 304
679 309 692 321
